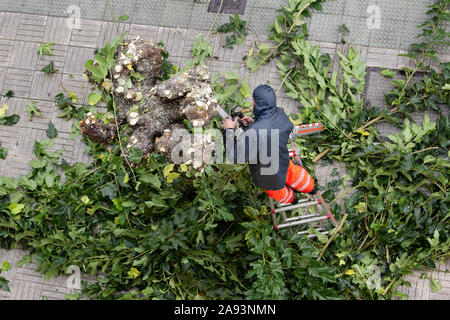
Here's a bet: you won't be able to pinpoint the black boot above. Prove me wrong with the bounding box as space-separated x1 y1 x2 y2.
309 185 318 195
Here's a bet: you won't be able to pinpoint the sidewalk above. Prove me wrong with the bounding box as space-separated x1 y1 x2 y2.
0 0 449 300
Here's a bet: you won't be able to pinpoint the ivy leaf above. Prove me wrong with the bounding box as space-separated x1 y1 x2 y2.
25 101 41 120
46 121 58 139
41 61 58 74
0 105 20 126
0 278 10 292
100 182 117 200
128 148 143 164
0 114 20 126
140 173 161 188
88 92 102 106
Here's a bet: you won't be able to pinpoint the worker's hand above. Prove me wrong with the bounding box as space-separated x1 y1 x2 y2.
239 116 254 127
222 117 238 130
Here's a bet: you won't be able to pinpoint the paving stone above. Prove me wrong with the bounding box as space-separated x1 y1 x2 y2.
129 24 160 41
42 17 73 45
4 68 33 98
369 18 403 49
156 27 185 58
343 0 370 18
35 43 68 72
97 21 130 48
341 16 371 46
0 39 13 67
0 12 20 40
69 19 103 48
60 73 89 106
132 0 165 26
8 40 40 70
309 13 343 44
29 71 63 101
319 0 346 15
16 99 54 131
161 0 194 29
366 47 399 68
63 46 95 74
188 3 219 31
246 6 278 35
15 14 47 43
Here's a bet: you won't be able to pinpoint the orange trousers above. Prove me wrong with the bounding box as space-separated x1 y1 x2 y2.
265 160 315 204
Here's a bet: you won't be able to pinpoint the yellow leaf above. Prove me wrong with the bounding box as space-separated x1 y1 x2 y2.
314 95 319 103
339 259 346 266
163 164 174 178
114 217 120 225
355 129 369 136
166 172 180 183
248 46 254 57
0 104 8 118
69 92 78 103
180 164 188 172
127 268 140 279
80 195 90 205
101 80 112 92
345 269 355 276
126 64 133 71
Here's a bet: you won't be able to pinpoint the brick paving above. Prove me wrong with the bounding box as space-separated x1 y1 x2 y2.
0 0 449 300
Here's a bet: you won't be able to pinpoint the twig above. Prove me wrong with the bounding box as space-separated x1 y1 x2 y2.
317 213 348 261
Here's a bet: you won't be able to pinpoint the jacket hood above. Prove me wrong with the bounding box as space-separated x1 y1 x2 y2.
253 85 277 119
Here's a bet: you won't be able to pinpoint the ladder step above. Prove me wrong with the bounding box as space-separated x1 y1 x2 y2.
277 215 328 229
276 198 309 207
274 201 318 213
298 230 329 238
283 213 320 222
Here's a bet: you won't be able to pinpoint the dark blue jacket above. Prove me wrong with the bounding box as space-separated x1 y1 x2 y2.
225 85 294 190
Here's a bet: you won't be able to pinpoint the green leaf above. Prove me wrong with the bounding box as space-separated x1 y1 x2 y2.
0 146 7 159
118 15 129 21
25 101 41 120
140 173 161 188
9 203 25 215
429 275 442 292
38 42 54 58
0 278 10 292
1 261 11 272
46 121 58 139
128 148 143 164
0 112 20 126
381 69 396 77
87 92 102 106
41 61 58 74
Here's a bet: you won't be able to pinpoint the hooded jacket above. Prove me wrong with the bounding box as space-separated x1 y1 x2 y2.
225 85 294 190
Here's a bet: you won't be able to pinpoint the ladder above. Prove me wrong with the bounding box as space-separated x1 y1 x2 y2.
269 123 339 238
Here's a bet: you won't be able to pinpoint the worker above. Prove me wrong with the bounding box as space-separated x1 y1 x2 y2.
222 84 317 205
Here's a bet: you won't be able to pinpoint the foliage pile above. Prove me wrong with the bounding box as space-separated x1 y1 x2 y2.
0 0 448 300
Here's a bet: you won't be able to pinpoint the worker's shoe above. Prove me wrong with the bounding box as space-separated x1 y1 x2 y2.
309 185 318 195
291 192 303 205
